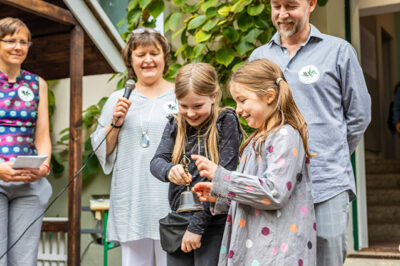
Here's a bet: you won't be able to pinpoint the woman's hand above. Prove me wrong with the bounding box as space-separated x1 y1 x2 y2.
192 182 217 202
22 165 49 183
168 165 192 185
0 162 31 182
396 122 400 133
191 155 217 180
181 230 202 253
112 98 132 127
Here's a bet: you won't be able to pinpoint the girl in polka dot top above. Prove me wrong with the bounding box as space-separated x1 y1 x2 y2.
193 59 316 266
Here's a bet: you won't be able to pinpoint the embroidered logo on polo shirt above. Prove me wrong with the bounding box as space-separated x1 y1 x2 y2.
18 86 34 102
298 65 320 84
163 101 178 114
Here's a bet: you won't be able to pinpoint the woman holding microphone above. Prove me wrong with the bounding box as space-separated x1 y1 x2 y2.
91 28 176 266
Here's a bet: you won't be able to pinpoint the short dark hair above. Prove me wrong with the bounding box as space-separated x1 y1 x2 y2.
122 28 170 78
0 17 31 41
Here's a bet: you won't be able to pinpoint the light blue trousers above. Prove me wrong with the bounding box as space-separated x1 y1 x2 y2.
315 190 350 266
0 179 52 266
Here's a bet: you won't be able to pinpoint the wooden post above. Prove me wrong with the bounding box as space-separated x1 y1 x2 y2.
68 25 84 266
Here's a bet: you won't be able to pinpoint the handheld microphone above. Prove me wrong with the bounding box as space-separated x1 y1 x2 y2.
122 79 136 99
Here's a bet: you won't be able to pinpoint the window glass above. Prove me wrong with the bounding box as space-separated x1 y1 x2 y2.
97 0 129 34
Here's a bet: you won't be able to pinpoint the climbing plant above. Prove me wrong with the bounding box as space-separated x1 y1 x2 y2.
54 0 328 180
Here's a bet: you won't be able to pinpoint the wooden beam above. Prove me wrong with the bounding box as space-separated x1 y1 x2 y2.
41 221 69 233
0 0 77 25
68 25 84 266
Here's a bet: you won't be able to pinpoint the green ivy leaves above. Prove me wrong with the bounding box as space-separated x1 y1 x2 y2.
216 48 235 67
165 11 182 32
188 15 207 30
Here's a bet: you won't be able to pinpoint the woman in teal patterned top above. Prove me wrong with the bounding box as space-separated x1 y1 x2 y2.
0 18 52 266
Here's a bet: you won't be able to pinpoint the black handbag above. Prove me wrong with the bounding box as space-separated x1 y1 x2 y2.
159 212 190 253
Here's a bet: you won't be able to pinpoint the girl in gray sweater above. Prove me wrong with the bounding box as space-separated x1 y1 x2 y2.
193 59 316 266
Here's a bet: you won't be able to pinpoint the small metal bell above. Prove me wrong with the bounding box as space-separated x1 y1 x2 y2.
177 155 204 213
177 186 204 213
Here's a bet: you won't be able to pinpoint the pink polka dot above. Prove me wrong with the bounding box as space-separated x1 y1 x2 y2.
268 145 274 153
280 243 288 252
246 185 254 192
228 192 236 197
286 181 292 191
313 222 317 231
259 179 264 186
277 158 285 167
226 214 232 223
261 227 270 236
300 206 308 214
254 209 260 216
305 157 310 164
228 250 234 258
224 175 231 181
298 259 303 266
272 248 277 256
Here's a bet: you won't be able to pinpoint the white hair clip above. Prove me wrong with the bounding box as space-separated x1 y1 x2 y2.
276 77 283 85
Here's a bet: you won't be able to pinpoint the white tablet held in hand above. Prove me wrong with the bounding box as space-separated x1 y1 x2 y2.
12 155 48 169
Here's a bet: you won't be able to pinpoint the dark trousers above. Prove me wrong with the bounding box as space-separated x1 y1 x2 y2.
167 225 224 266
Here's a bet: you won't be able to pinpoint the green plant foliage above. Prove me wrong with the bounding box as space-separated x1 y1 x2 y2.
54 0 329 179
165 0 273 92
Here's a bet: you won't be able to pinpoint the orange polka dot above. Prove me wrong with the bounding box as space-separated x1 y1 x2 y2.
241 155 247 163
257 155 262 163
290 224 298 233
292 148 298 157
239 218 246 228
232 218 235 224
261 198 271 205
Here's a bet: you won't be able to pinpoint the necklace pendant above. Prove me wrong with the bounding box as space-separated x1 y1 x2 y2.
141 132 150 148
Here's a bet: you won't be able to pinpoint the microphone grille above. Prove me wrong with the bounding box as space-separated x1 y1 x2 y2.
125 79 135 89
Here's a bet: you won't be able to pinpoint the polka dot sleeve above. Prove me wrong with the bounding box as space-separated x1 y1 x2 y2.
211 126 306 210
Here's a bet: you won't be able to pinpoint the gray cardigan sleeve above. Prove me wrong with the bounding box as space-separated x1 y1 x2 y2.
211 128 305 210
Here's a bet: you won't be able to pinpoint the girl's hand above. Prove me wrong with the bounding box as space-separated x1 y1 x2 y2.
192 182 217 202
112 97 132 127
191 154 217 180
168 165 192 185
396 122 400 133
0 162 31 182
181 230 202 253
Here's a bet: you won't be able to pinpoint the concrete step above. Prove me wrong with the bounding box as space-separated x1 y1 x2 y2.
367 189 400 205
368 224 400 242
345 258 400 266
367 174 400 189
367 205 400 224
366 159 400 174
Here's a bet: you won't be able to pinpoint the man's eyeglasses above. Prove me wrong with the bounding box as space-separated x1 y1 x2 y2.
0 39 32 48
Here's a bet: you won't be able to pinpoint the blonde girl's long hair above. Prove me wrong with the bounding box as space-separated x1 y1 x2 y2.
172 63 221 164
229 59 314 158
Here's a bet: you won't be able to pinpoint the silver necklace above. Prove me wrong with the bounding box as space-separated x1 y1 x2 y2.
139 99 156 148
